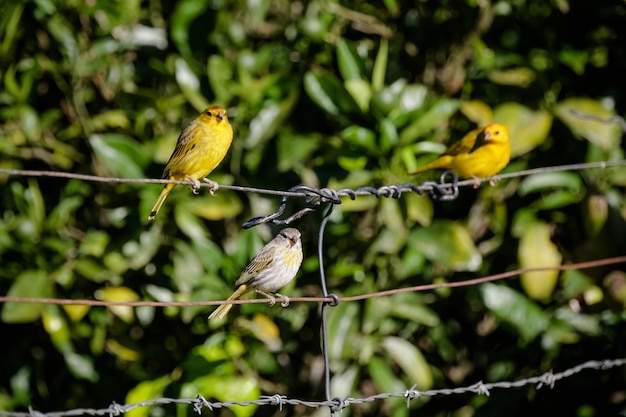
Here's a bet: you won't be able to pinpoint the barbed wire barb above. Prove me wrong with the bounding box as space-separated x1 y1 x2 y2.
3 358 622 417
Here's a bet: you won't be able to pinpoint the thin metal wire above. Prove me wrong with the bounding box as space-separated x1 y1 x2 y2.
0 255 624 307
316 204 339 416
1 358 623 417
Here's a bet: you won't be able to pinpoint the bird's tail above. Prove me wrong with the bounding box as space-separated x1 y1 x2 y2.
408 155 453 175
208 285 250 320
148 183 175 221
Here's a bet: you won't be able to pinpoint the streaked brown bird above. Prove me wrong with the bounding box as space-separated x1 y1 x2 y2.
148 105 233 221
209 228 304 320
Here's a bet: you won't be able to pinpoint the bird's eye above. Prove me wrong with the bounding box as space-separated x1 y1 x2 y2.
206 111 213 117
494 130 499 135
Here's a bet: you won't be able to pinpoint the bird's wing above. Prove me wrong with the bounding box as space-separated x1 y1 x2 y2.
235 246 276 286
442 127 482 156
162 123 196 178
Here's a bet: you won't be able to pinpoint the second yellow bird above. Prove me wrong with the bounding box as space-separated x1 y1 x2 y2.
149 105 233 221
209 228 304 320
410 123 511 178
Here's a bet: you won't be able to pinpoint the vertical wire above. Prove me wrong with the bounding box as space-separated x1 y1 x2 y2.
317 203 336 415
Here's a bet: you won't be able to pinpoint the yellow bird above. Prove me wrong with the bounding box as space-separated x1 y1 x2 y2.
209 228 304 320
148 105 233 221
409 123 511 179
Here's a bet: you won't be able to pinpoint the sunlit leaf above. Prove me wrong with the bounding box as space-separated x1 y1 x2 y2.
371 38 388 91
336 38 366 81
2 270 54 323
459 100 493 126
493 102 553 157
126 376 172 417
304 71 360 117
554 97 621 150
518 220 562 301
344 78 372 113
95 286 139 323
409 220 482 271
399 98 459 144
371 78 407 116
481 284 549 343
90 134 146 178
488 67 536 87
382 336 433 389
330 365 359 399
182 375 260 417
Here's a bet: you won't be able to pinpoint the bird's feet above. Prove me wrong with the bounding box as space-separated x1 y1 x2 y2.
276 293 290 307
488 175 502 186
185 175 202 195
202 178 219 196
471 176 482 189
256 290 277 306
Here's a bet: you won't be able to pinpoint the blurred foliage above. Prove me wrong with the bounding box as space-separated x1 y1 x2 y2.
1 0 626 416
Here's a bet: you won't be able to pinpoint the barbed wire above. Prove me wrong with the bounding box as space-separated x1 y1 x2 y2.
2 159 625 229
1 160 623 200
0 256 624 307
0 358 623 417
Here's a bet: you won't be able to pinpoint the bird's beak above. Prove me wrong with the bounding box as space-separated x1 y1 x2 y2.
484 131 493 140
216 112 225 122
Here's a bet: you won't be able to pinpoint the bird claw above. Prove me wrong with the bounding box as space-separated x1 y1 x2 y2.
202 178 219 196
256 290 276 306
471 176 482 189
266 295 276 306
488 175 502 186
276 293 290 307
185 176 202 194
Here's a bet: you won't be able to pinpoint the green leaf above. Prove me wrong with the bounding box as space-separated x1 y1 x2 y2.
126 376 172 417
399 98 459 144
388 83 429 124
368 356 410 416
481 283 549 343
304 71 360 117
408 220 482 271
89 134 147 178
95 286 139 323
170 0 209 60
493 102 553 157
175 58 206 111
340 125 377 152
336 38 366 81
517 172 584 196
2 270 54 323
488 67 536 87
244 90 299 150
344 78 372 113
330 366 359 399
277 132 319 171
379 118 398 152
371 78 408 116
382 336 433 389
518 220 562 301
368 356 406 396
459 100 493 126
327 302 361 359
372 38 388 91
207 55 235 103
181 375 260 417
554 97 622 150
